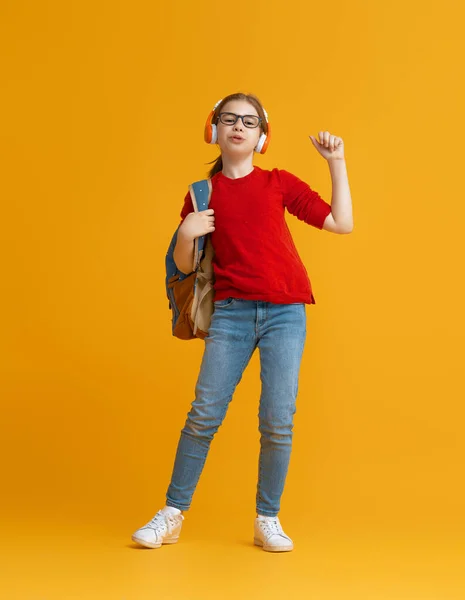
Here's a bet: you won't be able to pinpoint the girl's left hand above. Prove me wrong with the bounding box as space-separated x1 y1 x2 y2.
309 131 344 161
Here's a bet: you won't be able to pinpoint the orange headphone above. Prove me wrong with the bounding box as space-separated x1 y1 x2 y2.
204 98 271 154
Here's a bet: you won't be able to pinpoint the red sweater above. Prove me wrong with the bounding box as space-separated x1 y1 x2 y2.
179 165 332 305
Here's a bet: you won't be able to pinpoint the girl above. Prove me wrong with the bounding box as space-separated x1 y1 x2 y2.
132 92 353 552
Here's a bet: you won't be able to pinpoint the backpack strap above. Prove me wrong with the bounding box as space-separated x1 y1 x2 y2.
165 177 212 297
188 178 212 272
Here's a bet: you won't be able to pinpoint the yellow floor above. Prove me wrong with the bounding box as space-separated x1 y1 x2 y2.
3 513 464 599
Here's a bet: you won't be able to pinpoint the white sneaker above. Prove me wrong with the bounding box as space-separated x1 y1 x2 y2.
254 515 294 552
132 510 185 548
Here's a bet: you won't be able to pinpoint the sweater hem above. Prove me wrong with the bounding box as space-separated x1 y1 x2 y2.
213 292 316 305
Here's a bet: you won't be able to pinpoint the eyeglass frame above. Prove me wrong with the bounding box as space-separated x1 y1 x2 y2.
217 112 263 129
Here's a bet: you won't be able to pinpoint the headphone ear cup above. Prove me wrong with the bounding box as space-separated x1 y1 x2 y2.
255 133 266 153
210 123 217 144
255 122 271 154
204 109 217 144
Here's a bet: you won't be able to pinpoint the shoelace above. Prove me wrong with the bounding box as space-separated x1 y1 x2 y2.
144 511 178 534
259 517 285 537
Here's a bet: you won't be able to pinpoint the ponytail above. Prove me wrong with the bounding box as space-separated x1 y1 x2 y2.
205 154 223 179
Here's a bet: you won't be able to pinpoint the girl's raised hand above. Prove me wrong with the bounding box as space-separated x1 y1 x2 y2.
309 131 344 161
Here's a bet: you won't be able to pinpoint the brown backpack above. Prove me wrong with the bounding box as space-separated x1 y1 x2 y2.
165 178 215 340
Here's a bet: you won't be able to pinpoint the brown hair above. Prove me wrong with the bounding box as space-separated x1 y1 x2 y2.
205 92 269 179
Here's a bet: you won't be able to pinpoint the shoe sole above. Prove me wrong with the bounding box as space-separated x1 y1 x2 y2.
131 534 180 549
254 537 293 552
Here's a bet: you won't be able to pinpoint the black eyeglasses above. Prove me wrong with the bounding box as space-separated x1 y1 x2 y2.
217 112 262 129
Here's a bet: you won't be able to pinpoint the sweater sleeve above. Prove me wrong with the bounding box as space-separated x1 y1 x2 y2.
179 190 194 225
278 168 332 229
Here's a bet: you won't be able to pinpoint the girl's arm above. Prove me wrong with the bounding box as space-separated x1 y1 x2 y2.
322 158 353 234
174 192 196 274
309 132 354 234
173 231 195 275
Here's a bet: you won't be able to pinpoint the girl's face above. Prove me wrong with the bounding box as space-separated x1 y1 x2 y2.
215 100 262 155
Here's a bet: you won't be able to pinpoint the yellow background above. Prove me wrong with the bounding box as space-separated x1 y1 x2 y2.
1 0 464 598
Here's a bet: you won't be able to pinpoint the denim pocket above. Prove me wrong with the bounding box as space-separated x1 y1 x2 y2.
213 296 236 307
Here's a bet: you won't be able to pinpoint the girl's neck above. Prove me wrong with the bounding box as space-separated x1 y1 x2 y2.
221 156 255 180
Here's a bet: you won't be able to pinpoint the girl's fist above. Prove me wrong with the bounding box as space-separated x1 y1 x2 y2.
309 131 344 161
179 208 215 240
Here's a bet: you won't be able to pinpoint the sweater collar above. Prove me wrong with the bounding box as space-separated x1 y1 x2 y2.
216 166 259 185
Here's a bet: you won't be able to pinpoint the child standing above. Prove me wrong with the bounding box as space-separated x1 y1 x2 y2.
132 92 353 552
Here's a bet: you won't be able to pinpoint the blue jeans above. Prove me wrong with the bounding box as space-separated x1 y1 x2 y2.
165 297 307 517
